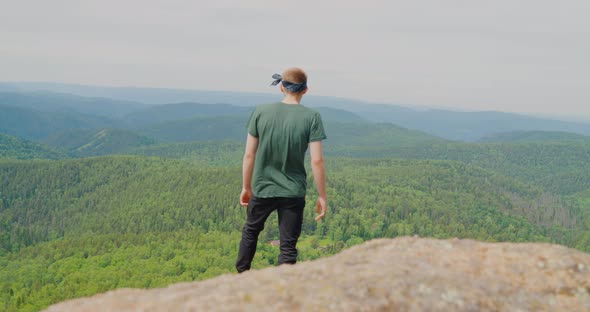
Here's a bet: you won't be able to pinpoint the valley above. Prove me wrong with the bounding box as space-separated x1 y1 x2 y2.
1 88 590 311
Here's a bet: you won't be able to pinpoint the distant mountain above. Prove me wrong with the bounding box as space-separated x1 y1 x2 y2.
123 103 254 126
124 121 444 163
478 131 590 143
0 82 410 113
136 115 445 146
326 122 446 146
43 129 102 150
313 107 365 123
124 102 364 126
0 82 284 106
0 104 121 140
355 108 590 142
4 82 590 141
0 133 65 160
43 128 155 157
137 116 247 143
0 84 18 92
0 91 146 118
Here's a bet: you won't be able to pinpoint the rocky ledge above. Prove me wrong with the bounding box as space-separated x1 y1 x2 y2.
44 237 590 311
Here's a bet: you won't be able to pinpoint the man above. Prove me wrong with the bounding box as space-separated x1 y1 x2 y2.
236 67 328 273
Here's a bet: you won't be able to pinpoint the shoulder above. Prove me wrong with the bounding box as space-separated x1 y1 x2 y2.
299 105 322 118
248 103 277 121
255 102 281 112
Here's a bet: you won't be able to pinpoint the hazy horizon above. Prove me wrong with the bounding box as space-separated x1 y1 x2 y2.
3 80 590 123
2 1 589 119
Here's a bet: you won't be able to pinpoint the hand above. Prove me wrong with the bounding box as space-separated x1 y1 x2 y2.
240 188 252 207
315 197 327 221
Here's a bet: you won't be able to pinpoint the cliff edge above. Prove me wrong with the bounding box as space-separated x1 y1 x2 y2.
44 237 590 311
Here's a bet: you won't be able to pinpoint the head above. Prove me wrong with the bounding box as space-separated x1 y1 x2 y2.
278 67 308 97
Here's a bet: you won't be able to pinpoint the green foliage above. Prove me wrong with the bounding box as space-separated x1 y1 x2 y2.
0 231 240 311
319 159 571 244
0 230 336 311
0 104 120 140
0 156 242 254
43 128 155 157
324 122 447 146
0 91 146 118
121 139 590 197
137 116 247 143
126 141 243 166
326 142 590 195
568 190 590 250
0 134 66 160
124 103 363 127
3 155 581 311
123 102 253 126
0 156 582 257
133 115 446 146
2 91 590 311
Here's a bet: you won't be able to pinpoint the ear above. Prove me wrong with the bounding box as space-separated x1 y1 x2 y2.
302 87 308 95
279 83 286 94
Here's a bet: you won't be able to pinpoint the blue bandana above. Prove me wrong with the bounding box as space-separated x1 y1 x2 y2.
271 74 307 93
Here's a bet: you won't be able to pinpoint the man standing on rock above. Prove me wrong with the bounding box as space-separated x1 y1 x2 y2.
236 67 328 273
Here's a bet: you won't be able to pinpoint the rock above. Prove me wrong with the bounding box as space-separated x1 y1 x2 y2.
44 237 590 312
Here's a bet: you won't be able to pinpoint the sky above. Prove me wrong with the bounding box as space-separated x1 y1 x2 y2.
1 0 589 119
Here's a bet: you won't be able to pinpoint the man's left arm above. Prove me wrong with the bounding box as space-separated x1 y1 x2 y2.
240 133 259 206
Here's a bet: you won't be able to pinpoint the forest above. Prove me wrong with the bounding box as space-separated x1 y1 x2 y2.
1 90 590 311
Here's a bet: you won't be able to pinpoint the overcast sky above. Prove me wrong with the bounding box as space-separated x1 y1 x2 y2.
1 1 589 118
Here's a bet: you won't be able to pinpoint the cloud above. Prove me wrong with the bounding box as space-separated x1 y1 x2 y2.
1 0 589 118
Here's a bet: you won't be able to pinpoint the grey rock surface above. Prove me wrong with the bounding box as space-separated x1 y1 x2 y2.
44 237 590 312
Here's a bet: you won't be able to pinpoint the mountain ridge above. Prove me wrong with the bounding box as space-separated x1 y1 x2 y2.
0 133 65 159
3 82 590 141
478 130 590 143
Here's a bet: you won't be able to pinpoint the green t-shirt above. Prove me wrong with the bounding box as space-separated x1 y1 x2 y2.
247 102 327 198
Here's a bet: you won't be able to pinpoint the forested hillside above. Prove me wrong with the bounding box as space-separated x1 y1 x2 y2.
0 91 145 118
43 128 155 157
2 155 589 311
5 84 590 140
135 116 446 146
3 157 573 254
326 142 590 196
123 102 254 126
137 116 247 143
124 103 366 126
0 134 65 160
121 139 590 197
2 89 590 311
127 141 244 165
0 104 120 140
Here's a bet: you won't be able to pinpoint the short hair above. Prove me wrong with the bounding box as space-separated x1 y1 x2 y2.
282 67 307 85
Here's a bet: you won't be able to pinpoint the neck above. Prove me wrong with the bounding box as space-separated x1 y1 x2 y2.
282 93 303 105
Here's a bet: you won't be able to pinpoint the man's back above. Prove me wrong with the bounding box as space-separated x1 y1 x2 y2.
236 68 327 273
247 102 326 198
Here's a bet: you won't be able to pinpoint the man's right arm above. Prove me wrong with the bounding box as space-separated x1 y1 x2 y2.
240 133 258 206
309 141 327 221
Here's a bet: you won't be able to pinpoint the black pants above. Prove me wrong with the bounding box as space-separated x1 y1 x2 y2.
236 196 305 273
